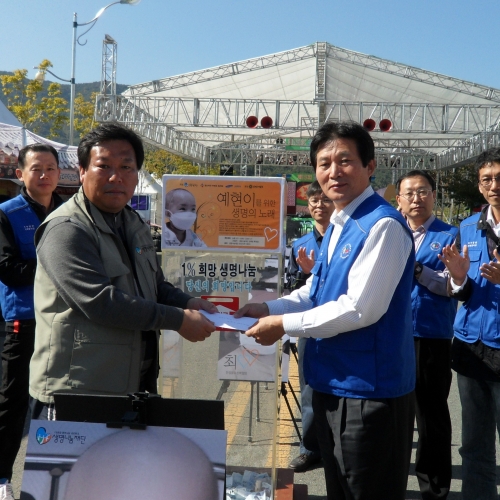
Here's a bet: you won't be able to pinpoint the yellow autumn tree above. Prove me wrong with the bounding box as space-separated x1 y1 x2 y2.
73 91 98 140
143 147 219 177
0 59 68 138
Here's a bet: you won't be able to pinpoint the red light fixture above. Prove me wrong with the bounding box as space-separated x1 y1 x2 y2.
379 119 392 132
260 116 273 129
363 119 376 131
246 116 259 128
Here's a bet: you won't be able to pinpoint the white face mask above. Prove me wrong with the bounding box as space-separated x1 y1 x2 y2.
167 211 197 230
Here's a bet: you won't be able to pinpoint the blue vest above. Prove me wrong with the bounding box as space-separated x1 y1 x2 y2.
453 213 500 348
0 195 40 321
292 231 321 272
304 193 416 399
412 218 458 339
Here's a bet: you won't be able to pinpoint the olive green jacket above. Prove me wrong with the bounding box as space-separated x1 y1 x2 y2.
29 189 189 404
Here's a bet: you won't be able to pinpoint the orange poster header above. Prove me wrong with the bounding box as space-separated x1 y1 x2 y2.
162 175 285 253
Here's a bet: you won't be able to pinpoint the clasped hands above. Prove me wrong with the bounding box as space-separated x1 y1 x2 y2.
296 247 316 274
438 243 500 286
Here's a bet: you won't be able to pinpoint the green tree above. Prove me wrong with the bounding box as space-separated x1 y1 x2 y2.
0 59 68 138
74 91 98 140
440 164 484 213
143 146 219 177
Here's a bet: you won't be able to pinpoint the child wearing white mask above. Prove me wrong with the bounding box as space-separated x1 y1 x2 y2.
163 188 206 247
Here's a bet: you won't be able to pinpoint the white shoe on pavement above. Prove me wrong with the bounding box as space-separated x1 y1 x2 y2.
0 481 14 500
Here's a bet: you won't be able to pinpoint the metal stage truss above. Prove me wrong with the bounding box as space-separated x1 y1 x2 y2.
209 147 435 170
95 94 500 171
96 96 500 135
95 41 500 172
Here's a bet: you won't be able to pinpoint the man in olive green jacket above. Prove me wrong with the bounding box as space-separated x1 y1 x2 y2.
29 123 216 415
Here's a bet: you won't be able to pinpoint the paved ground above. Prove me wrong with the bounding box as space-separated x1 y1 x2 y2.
278 351 476 499
3 327 500 499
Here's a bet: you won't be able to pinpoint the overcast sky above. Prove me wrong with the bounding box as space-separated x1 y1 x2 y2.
1 0 498 90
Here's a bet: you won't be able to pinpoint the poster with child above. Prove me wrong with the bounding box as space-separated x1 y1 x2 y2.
161 176 285 253
163 188 207 247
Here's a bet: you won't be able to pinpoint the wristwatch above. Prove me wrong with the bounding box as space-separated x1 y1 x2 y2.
414 262 423 278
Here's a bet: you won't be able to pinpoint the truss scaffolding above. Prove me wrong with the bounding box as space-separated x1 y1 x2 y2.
101 35 117 97
96 95 500 135
97 41 500 173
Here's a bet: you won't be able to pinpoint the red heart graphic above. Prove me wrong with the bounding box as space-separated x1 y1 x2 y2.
264 227 278 241
241 347 260 366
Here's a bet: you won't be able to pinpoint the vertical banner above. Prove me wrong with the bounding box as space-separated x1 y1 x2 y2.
160 176 286 387
159 177 286 494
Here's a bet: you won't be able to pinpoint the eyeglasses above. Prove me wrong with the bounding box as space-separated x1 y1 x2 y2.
308 198 332 207
479 176 500 188
398 189 433 201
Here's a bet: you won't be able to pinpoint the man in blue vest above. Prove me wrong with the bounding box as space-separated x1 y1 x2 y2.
0 144 63 500
439 147 500 500
396 170 458 500
286 180 334 473
236 121 416 500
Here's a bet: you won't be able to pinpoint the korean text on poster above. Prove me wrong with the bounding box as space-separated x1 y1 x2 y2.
162 176 285 253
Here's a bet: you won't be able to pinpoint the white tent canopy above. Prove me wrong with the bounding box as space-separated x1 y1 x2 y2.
106 42 500 169
136 169 162 195
0 119 79 187
0 100 21 127
127 44 497 106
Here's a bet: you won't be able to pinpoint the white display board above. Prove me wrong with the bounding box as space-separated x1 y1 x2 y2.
22 420 227 500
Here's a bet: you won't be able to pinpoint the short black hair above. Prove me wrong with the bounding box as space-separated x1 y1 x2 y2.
309 121 375 171
78 122 144 170
396 170 436 193
306 180 324 198
18 144 59 169
475 147 500 174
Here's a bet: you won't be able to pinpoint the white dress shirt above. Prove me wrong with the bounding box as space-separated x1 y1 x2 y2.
267 186 413 338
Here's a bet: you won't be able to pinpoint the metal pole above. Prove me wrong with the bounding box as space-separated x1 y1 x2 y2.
69 12 77 146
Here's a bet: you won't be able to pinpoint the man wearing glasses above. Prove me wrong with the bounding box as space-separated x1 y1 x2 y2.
439 148 500 500
396 170 458 500
286 180 334 473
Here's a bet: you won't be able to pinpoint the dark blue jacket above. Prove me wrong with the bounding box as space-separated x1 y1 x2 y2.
412 218 458 339
304 194 416 399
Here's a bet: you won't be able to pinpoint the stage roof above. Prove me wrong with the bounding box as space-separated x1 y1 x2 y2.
108 42 500 168
126 44 498 106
